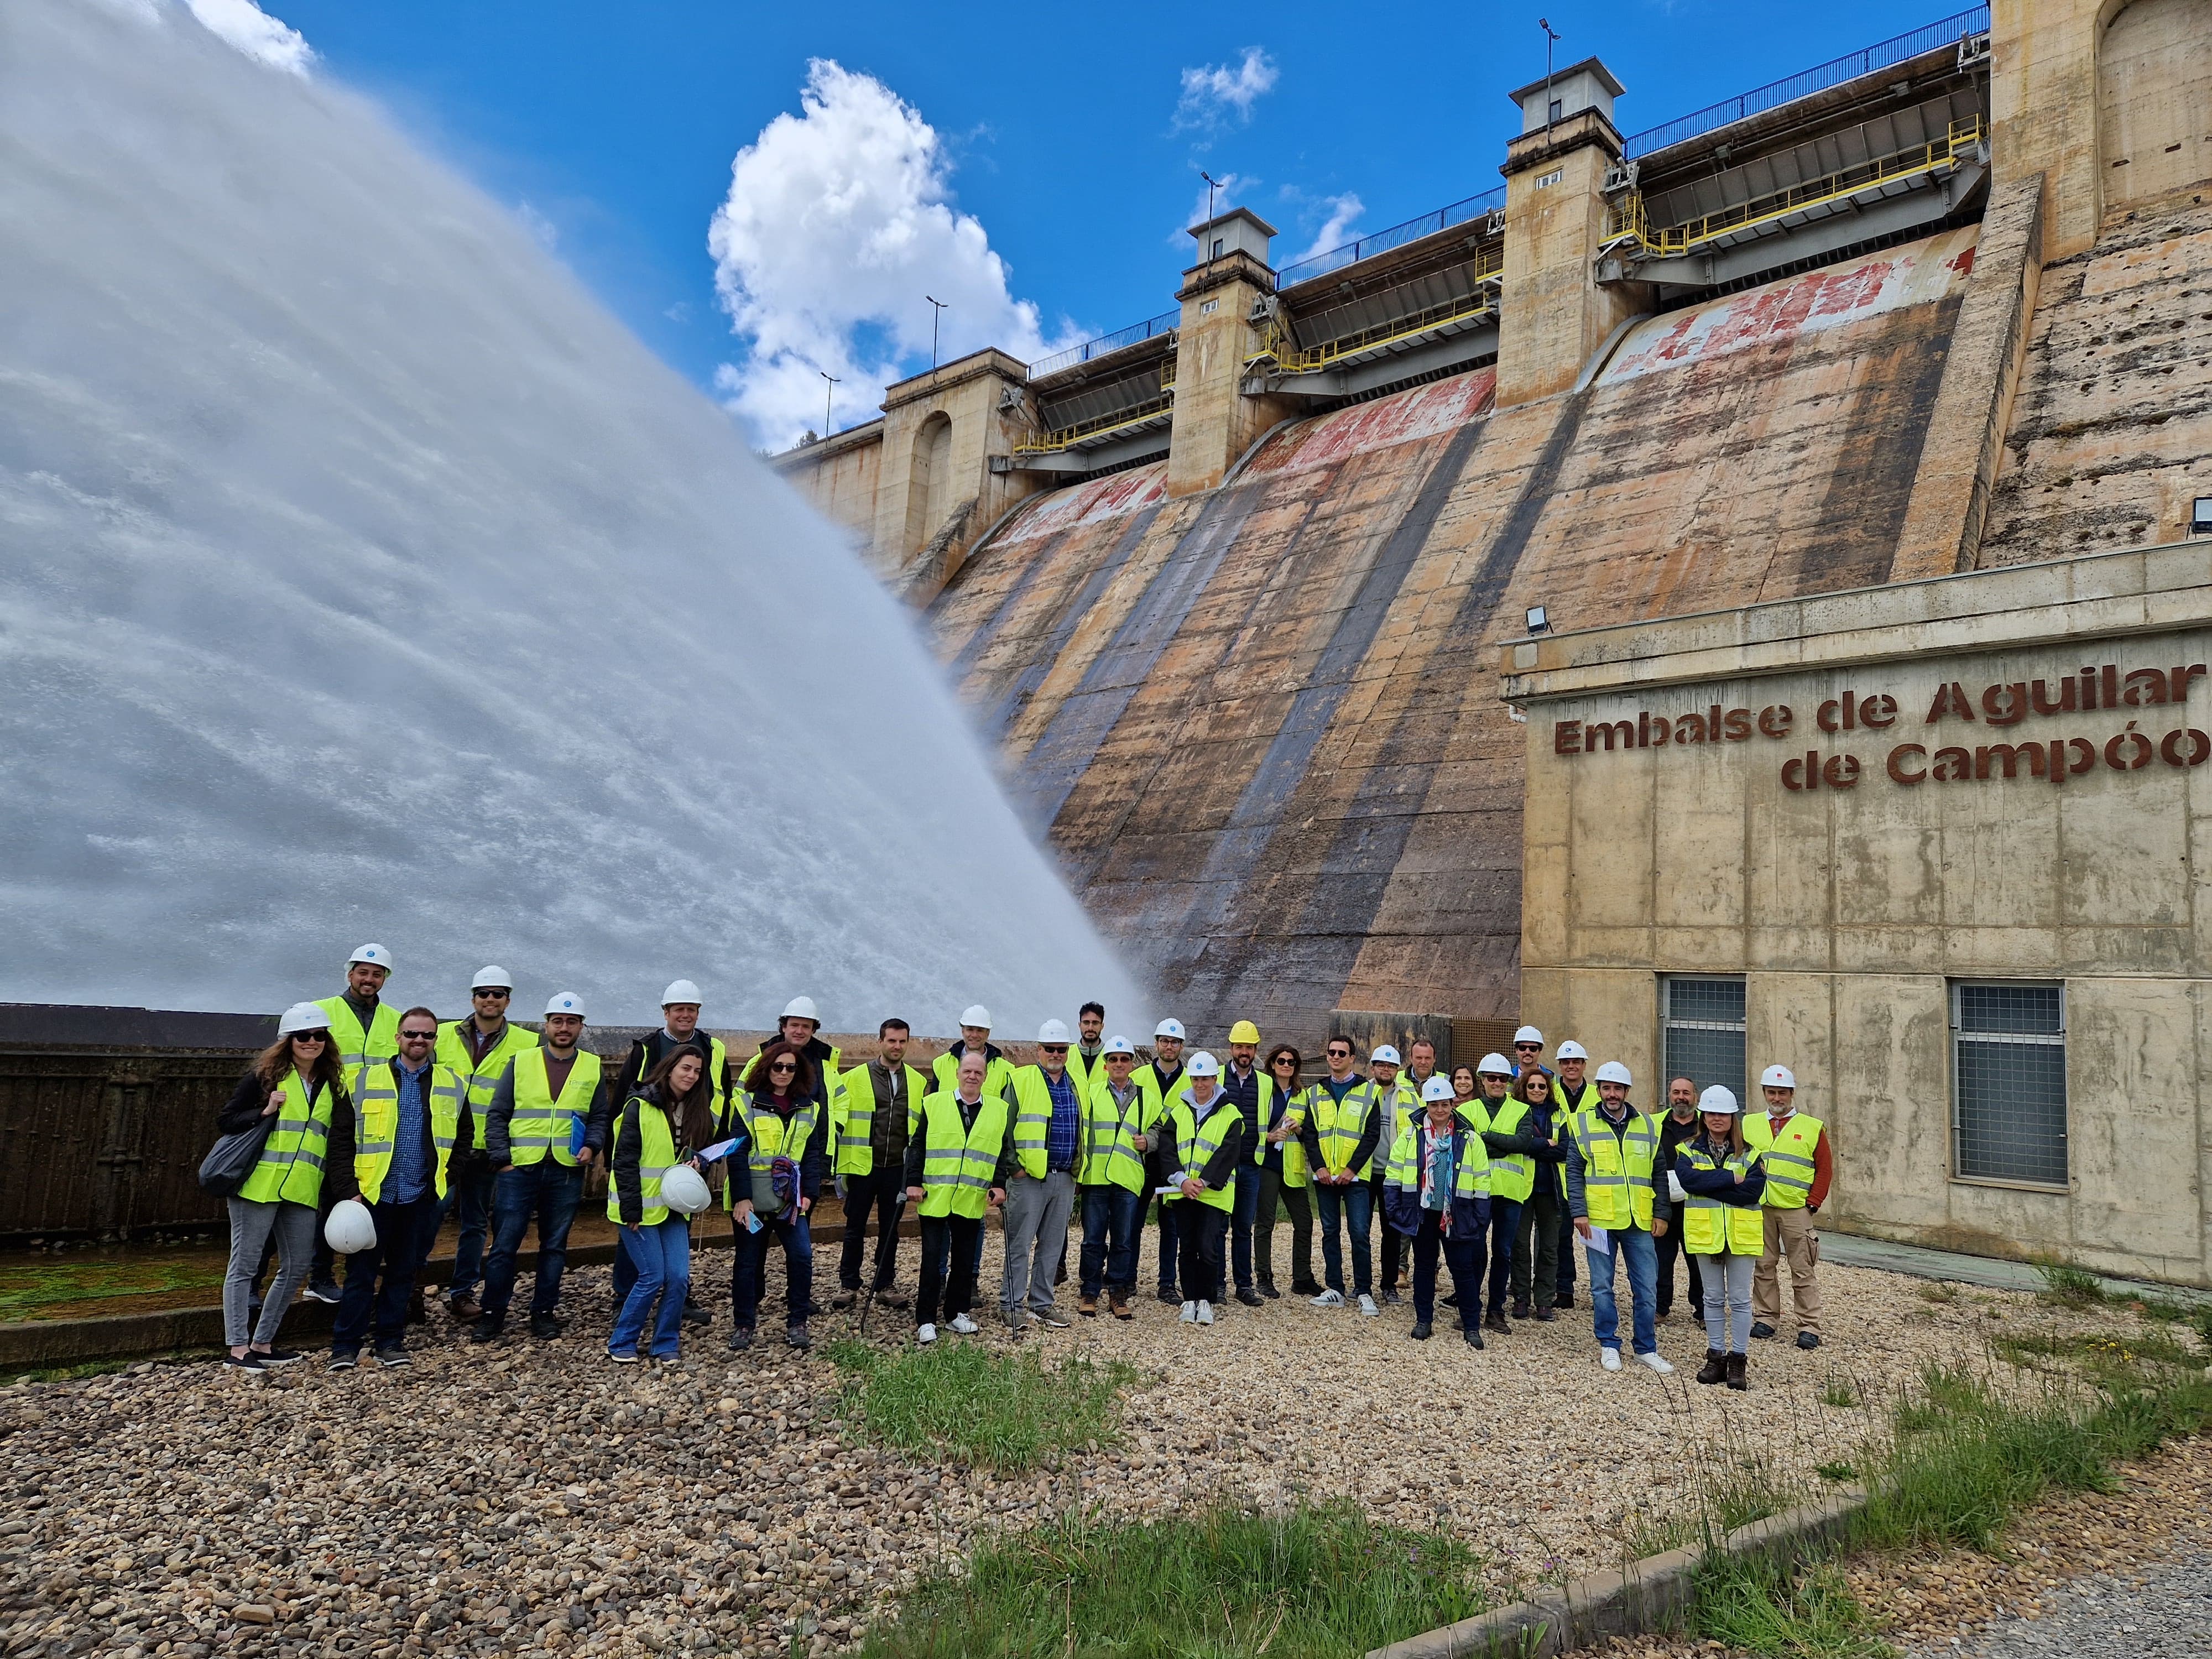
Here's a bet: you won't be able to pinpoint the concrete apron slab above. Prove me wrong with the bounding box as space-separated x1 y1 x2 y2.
1818 1229 2212 1307
0 1214 911 1371
1368 1486 1866 1659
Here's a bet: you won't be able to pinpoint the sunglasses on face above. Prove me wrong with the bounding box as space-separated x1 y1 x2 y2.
1515 1044 1540 1052
474 989 509 999
1040 1045 1068 1054
769 1060 798 1074
292 1032 328 1044
400 1029 437 1042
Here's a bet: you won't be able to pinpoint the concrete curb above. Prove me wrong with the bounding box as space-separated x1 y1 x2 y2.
1366 1485 1867 1658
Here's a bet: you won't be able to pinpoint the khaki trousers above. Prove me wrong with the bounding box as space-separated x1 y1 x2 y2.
1752 1206 1821 1333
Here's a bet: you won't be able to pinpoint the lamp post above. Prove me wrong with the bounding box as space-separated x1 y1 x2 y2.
819 369 838 439
1540 17 1562 131
925 295 947 371
1201 170 1223 260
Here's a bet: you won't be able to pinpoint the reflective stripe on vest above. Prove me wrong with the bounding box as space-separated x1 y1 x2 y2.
352 1059 463 1203
607 1097 676 1227
1481 1097 1536 1203
315 995 399 1087
1165 1093 1243 1212
1077 1078 1147 1193
1679 1143 1769 1255
237 1072 336 1207
917 1089 1010 1220
1241 1073 1280 1165
1010 1065 1081 1181
1383 1119 1490 1203
436 1020 538 1151
509 1046 603 1167
1302 1079 1380 1178
1744 1112 1823 1208
1571 1106 1658 1230
733 1093 820 1172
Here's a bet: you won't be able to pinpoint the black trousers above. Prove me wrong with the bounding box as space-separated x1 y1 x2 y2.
1512 1190 1563 1305
916 1213 982 1327
1652 1201 1705 1316
1371 1168 1404 1288
837 1170 905 1292
1409 1211 1485 1334
1173 1203 1229 1304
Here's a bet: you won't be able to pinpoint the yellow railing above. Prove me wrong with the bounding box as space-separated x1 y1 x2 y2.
1249 246 1504 375
1011 359 1176 455
1604 117 1986 260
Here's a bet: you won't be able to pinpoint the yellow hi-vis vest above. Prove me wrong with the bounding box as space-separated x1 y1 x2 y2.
1009 1063 1082 1180
1078 1075 1148 1193
237 1071 338 1207
1383 1116 1490 1203
1569 1105 1658 1230
831 1062 924 1176
315 995 399 1090
607 1095 677 1227
1480 1095 1536 1203
1743 1112 1824 1209
932 1046 1014 1100
913 1087 1009 1219
731 1092 821 1175
1162 1091 1244 1212
1241 1071 1309 1187
507 1045 603 1168
1679 1143 1768 1255
1067 1046 1101 1104
352 1058 464 1203
1298 1078 1382 1180
436 1019 538 1151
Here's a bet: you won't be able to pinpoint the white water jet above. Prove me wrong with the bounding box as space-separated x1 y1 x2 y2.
0 0 1145 1030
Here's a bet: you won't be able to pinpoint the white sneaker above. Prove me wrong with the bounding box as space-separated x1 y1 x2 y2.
1195 1301 1214 1326
1357 1293 1380 1317
916 1323 937 1345
949 1313 979 1335
1310 1289 1344 1308
1178 1301 1198 1323
1637 1351 1675 1375
1600 1347 1623 1371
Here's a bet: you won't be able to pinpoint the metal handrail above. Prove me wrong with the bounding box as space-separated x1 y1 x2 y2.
1027 310 1180 379
1621 7 1990 160
1011 361 1177 454
1274 187 1506 290
1250 256 1503 375
1603 117 1985 259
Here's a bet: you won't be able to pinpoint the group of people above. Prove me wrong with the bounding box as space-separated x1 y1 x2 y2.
214 946 1829 1388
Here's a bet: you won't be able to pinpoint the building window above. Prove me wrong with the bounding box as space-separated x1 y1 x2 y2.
1548 97 1564 123
1662 976 1746 1105
1952 983 2068 1186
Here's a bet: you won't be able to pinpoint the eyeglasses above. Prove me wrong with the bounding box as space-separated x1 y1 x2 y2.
291 1032 328 1044
1514 1042 1540 1051
768 1060 798 1074
1040 1045 1068 1055
400 1029 437 1042
1326 1047 1350 1057
473 988 509 998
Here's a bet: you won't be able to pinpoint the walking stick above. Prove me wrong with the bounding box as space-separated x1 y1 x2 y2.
857 1193 907 1337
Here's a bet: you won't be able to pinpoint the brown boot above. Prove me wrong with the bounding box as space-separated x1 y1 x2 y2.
448 1292 483 1323
1109 1291 1133 1320
1078 1295 1098 1317
1725 1352 1748 1391
1695 1349 1727 1385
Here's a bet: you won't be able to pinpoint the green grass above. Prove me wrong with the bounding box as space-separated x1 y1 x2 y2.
1693 1555 1893 1659
2032 1258 2108 1309
1820 1378 1860 1408
1916 1282 1960 1305
1628 1429 1785 1558
827 1339 1141 1474
859 1501 1487 1659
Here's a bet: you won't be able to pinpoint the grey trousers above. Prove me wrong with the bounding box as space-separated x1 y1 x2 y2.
1700 1250 1757 1353
1000 1170 1076 1316
225 1197 317 1348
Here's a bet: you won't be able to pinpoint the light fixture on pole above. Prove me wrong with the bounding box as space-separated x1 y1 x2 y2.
1540 17 1562 129
1201 170 1223 259
925 295 947 371
818 369 839 439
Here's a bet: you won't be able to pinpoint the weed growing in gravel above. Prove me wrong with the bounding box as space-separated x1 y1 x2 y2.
1693 1554 1893 1659
1991 1328 2205 1376
826 1339 1139 1474
1820 1376 1860 1408
1915 1281 1959 1305
2032 1258 2107 1308
860 1500 1486 1659
1626 1421 1785 1559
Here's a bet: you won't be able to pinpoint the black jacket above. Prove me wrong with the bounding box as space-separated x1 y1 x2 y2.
1653 1112 1703 1219
618 1030 733 1103
609 1085 727 1227
216 1068 358 1204
739 1034 839 1111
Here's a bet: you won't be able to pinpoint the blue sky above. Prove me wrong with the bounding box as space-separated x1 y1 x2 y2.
253 0 1970 446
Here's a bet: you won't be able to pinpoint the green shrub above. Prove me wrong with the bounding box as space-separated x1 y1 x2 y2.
827 1339 1140 1474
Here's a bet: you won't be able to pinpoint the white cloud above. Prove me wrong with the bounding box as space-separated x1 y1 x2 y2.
1295 193 1364 262
184 0 312 76
514 201 559 252
708 60 1074 451
1175 48 1277 131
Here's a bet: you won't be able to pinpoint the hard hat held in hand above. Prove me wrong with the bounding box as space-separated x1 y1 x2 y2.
324 1198 377 1254
659 1164 712 1216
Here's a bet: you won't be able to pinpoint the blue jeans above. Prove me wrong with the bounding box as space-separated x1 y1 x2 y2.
732 1210 813 1331
331 1190 442 1354
483 1160 585 1322
440 1156 496 1300
1314 1179 1373 1297
1484 1197 1523 1314
1584 1223 1659 1354
1230 1165 1265 1292
612 1220 691 1358
1078 1184 1143 1297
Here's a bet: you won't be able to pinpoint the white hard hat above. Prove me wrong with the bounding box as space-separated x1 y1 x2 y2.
960 1004 993 1030
277 1001 330 1037
1761 1065 1797 1091
1477 1052 1515 1077
471 966 512 991
1185 1050 1220 1078
545 992 586 1019
324 1198 377 1255
1422 1075 1455 1102
1556 1040 1589 1062
781 995 821 1024
661 979 702 1008
1371 1045 1401 1066
1037 1018 1071 1043
1514 1025 1544 1046
659 1165 712 1217
1103 1034 1136 1056
348 943 393 972
1154 1017 1186 1041
1699 1086 1741 1116
1594 1061 1632 1087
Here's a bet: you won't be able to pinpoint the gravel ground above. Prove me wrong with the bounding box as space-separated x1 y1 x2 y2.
0 1233 2168 1659
1898 1551 2212 1658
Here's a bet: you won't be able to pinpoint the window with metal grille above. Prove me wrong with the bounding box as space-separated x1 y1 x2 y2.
1952 982 2067 1186
1662 976 1746 1106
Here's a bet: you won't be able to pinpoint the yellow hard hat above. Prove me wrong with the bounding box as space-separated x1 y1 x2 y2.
1228 1019 1261 1045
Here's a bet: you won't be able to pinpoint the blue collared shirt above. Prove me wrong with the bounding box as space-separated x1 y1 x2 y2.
386 1057 431 1204
1043 1069 1080 1173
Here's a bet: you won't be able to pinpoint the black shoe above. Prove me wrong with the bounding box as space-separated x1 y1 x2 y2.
1260 1284 1281 1300
1237 1288 1265 1307
1535 1307 1556 1322
1696 1349 1728 1385
1750 1322 1777 1340
1440 1292 1458 1307
681 1301 712 1327
1726 1352 1749 1391
786 1323 812 1350
530 1314 560 1341
256 1348 305 1368
224 1351 267 1373
1484 1311 1511 1335
1380 1288 1402 1305
1796 1331 1821 1350
1511 1297 1532 1320
470 1319 505 1344
1410 1321 1432 1340
831 1289 858 1310
407 1292 427 1325
727 1328 753 1352
325 1350 357 1371
1554 1291 1575 1310
1464 1327 1485 1350
1291 1281 1323 1298
1157 1286 1180 1305
373 1344 411 1368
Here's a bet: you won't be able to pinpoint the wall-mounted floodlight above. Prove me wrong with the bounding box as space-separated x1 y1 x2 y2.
2193 497 2212 539
1525 605 1551 635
